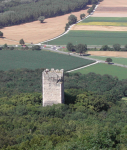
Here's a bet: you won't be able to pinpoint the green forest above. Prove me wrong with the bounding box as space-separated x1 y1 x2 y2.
0 0 97 27
0 68 127 149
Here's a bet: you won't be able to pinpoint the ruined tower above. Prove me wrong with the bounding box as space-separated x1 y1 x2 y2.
42 68 64 106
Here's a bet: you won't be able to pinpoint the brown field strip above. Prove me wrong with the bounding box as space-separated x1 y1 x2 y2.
88 51 127 58
0 9 90 45
92 0 127 17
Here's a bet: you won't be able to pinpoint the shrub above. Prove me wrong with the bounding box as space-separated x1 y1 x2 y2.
32 45 41 50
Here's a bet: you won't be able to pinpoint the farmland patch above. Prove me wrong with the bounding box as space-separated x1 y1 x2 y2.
73 63 127 80
0 50 94 71
47 31 127 45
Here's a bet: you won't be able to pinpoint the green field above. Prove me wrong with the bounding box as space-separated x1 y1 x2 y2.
87 55 127 65
0 50 94 71
47 31 127 45
73 63 127 80
81 17 127 23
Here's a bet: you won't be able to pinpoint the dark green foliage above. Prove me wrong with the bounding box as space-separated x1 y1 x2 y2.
32 45 41 50
0 31 3 37
106 58 112 64
113 44 121 51
76 43 87 54
3 43 8 49
65 23 69 31
67 42 74 51
38 16 45 23
80 13 85 19
68 14 77 25
0 67 127 149
19 39 25 45
100 45 109 51
87 4 96 14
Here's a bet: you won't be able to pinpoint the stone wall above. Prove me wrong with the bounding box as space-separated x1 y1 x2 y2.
42 68 64 106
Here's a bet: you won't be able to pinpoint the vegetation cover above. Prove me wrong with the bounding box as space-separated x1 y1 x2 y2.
81 17 127 23
47 30 127 45
0 50 94 71
88 56 127 65
0 69 127 149
0 0 97 27
73 63 127 80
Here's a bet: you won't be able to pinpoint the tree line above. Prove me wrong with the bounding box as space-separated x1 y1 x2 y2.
0 0 98 28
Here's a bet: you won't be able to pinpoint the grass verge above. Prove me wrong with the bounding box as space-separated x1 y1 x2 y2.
72 63 127 80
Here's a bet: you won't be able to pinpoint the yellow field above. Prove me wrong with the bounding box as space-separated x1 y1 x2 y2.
77 22 127 26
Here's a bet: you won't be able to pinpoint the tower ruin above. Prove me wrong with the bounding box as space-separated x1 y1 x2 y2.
42 68 64 106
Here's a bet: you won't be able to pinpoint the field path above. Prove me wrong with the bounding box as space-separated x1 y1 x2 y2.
66 61 99 72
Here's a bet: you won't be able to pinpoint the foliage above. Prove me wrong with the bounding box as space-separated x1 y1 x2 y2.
113 44 121 51
38 16 45 23
19 39 25 45
32 45 41 50
76 43 87 54
0 90 127 149
80 13 85 20
68 14 77 25
100 45 109 51
65 23 69 31
0 31 3 37
67 42 74 51
106 58 112 64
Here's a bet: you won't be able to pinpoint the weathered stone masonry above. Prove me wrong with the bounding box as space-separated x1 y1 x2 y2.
42 68 64 106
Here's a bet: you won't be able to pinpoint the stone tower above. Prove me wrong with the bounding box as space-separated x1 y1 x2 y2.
42 68 64 106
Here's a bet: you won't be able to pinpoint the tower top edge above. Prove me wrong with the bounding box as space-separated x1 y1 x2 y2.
44 68 64 73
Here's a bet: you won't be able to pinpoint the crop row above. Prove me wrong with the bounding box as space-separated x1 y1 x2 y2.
77 22 127 26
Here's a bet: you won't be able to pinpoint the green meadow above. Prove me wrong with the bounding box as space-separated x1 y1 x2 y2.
73 63 127 80
81 17 127 23
87 55 127 65
0 50 94 71
47 30 127 45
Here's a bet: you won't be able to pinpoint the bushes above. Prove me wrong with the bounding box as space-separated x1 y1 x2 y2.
32 45 41 50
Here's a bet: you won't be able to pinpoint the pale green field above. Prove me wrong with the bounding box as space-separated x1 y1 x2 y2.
73 63 127 80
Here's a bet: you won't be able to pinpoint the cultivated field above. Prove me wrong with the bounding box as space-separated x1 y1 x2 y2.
47 30 127 45
87 55 127 65
0 8 90 45
93 0 127 17
73 63 127 80
0 50 94 71
88 51 127 58
72 17 127 31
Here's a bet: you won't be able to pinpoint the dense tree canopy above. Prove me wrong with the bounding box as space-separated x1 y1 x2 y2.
0 0 95 28
68 14 77 25
0 67 127 149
